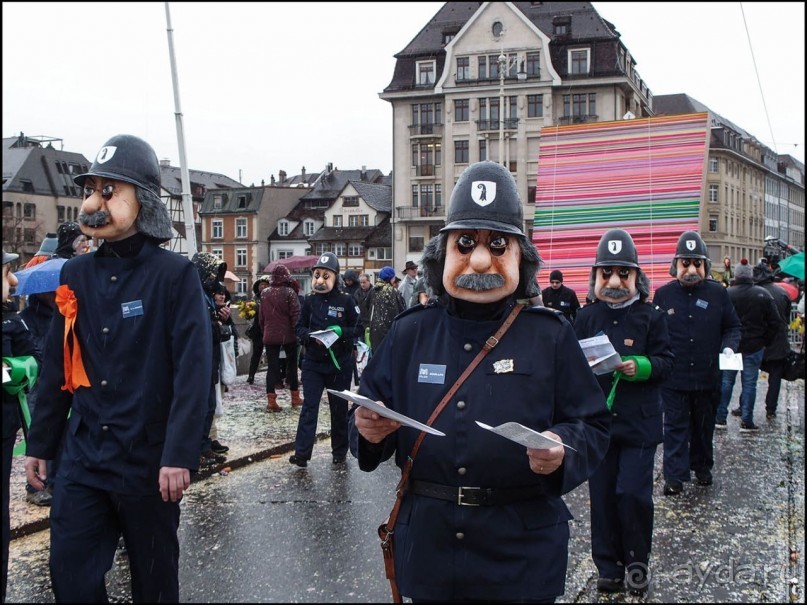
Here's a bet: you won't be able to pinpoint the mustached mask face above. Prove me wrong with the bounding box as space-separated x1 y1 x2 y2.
311 268 336 294
676 257 706 285
442 229 521 303
78 177 141 242
594 266 637 303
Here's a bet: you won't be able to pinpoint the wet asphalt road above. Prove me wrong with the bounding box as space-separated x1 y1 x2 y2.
5 378 804 603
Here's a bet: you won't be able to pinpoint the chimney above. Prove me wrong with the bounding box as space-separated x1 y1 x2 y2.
361 165 367 181
301 166 306 179
327 162 333 174
160 158 171 167
279 170 287 184
270 174 276 186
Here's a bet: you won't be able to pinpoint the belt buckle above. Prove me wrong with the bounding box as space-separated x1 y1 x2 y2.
457 486 481 506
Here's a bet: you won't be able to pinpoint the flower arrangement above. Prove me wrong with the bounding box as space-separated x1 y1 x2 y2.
237 299 257 320
789 315 804 335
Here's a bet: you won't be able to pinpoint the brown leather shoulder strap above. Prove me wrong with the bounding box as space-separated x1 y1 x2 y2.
386 302 524 531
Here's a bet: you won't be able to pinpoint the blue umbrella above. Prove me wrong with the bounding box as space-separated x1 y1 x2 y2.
13 257 68 296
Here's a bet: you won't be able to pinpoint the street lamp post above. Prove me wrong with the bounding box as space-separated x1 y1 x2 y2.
497 50 526 167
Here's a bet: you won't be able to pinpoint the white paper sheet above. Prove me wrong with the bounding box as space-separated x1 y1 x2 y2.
719 352 744 370
327 389 445 436
308 329 339 349
475 421 577 451
578 334 622 375
2 365 10 384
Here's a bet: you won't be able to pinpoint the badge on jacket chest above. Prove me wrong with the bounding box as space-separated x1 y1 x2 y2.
493 359 514 374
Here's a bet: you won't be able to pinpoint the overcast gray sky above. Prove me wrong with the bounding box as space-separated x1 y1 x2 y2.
3 2 804 187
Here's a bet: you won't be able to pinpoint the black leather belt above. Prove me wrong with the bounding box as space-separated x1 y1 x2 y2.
408 479 545 506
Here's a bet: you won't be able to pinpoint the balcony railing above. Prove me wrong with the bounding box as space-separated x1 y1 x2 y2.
408 123 444 136
397 206 446 220
557 114 599 125
455 72 539 85
475 118 519 132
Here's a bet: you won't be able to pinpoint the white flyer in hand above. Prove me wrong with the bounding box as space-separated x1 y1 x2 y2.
578 334 622 375
327 389 445 436
309 329 340 349
719 352 743 370
475 421 577 451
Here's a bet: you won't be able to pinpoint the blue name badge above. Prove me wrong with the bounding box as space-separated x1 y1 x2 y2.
121 300 144 318
695 299 709 309
418 364 447 384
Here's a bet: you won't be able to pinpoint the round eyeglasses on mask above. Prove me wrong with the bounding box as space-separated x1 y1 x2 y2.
600 267 633 280
680 258 702 268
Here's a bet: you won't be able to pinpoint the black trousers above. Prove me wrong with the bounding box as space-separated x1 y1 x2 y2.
49 479 181 602
247 334 263 379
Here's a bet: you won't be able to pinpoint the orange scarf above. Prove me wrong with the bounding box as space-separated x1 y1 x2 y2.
55 284 91 392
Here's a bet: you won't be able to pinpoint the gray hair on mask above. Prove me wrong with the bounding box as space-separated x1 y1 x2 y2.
135 186 173 242
420 232 542 299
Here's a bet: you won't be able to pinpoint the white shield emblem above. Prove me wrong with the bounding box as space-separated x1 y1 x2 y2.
685 240 696 251
96 146 117 164
608 240 622 255
471 181 497 207
319 255 330 264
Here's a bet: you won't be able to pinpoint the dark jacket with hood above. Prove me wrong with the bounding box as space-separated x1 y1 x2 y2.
726 275 782 354
753 265 791 361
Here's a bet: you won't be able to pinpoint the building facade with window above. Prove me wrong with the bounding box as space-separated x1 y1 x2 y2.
2 133 89 264
158 159 242 257
199 184 309 297
654 94 805 264
267 165 387 290
381 2 653 266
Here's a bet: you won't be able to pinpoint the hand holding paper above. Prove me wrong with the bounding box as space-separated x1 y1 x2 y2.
719 350 743 370
327 389 445 436
475 421 576 451
309 329 340 349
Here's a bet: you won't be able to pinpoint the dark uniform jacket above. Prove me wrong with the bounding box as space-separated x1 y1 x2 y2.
725 277 780 354
3 303 40 442
574 298 675 446
26 241 213 495
296 289 362 374
653 278 741 391
541 284 581 322
349 299 610 601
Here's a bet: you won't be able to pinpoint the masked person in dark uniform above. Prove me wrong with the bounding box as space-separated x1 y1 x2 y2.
653 231 741 496
349 161 610 603
24 134 212 603
3 249 40 603
574 229 674 596
290 252 362 467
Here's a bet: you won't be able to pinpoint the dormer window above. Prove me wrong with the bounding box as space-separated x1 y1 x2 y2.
553 16 571 36
278 220 289 236
569 48 590 74
213 195 222 209
304 219 316 236
416 60 436 87
236 195 247 209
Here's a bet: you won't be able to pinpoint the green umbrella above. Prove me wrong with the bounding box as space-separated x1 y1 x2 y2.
777 252 804 280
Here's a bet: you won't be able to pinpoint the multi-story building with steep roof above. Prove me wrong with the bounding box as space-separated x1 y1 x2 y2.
381 1 653 266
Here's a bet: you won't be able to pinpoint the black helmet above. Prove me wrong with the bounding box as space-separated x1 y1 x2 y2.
670 230 711 276
313 252 340 274
74 134 161 198
441 161 524 236
593 229 640 268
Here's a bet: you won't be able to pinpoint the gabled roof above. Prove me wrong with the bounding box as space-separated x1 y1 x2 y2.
308 226 376 242
385 2 620 93
2 137 90 197
160 165 241 197
347 181 392 212
300 168 384 201
653 93 753 139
